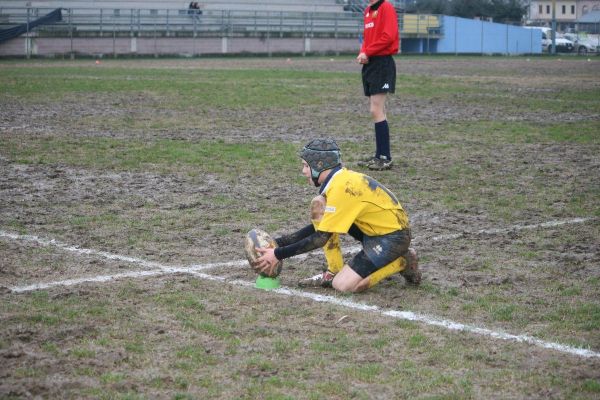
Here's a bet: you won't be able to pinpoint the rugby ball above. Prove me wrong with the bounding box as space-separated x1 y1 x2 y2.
244 228 283 278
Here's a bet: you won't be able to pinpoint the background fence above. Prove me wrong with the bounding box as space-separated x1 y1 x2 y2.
0 7 443 38
0 6 542 57
0 6 444 57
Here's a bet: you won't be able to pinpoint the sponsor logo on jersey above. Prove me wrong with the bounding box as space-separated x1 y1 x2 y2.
382 83 389 89
365 22 374 29
325 206 336 213
373 244 383 255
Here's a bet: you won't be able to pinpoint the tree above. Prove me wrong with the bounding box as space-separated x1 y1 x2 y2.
449 0 493 19
407 0 526 23
490 0 526 23
406 0 450 15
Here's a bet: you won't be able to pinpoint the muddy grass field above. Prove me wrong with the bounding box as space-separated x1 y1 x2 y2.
1 56 599 399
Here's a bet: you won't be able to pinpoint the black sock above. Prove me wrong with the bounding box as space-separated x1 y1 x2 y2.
374 120 391 160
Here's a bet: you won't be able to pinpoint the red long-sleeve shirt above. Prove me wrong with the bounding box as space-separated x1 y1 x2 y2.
360 0 399 57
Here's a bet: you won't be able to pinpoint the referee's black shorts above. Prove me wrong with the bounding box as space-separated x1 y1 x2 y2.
361 55 396 97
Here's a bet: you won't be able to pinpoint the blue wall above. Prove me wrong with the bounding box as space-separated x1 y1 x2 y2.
401 16 541 55
437 16 541 54
402 38 438 53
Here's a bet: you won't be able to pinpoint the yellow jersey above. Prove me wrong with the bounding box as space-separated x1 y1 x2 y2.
317 168 409 236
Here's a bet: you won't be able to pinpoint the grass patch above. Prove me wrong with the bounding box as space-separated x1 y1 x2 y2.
550 303 600 332
70 347 96 359
1 137 298 177
428 120 600 145
100 372 126 384
343 363 384 383
0 66 355 109
175 345 216 367
1 57 599 400
582 379 600 393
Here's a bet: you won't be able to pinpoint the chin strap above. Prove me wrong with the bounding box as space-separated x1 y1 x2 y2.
311 169 321 187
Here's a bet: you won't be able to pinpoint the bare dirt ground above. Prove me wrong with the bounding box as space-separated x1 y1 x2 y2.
1 57 599 398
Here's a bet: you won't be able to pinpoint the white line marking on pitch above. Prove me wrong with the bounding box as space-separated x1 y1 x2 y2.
7 265 600 358
431 217 592 242
9 265 224 293
1 216 599 359
0 230 247 272
0 217 592 274
293 217 595 260
173 271 600 359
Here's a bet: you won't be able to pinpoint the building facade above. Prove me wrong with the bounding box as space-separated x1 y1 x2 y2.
528 0 600 30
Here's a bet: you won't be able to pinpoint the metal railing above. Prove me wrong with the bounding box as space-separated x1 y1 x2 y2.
0 7 446 58
0 7 442 39
0 7 366 38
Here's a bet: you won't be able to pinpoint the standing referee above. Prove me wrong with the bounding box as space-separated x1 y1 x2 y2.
356 0 399 171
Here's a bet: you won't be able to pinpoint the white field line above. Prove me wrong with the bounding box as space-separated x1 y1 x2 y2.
150 270 600 359
2 216 595 290
1 216 599 359
0 217 592 276
431 217 593 242
280 217 595 262
0 230 248 274
11 269 171 293
9 265 227 294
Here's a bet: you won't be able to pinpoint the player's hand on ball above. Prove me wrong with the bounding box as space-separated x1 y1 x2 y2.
244 228 283 278
255 247 279 277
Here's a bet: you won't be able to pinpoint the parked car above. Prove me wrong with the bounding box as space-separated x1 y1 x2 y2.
563 33 599 55
539 28 574 53
524 26 574 53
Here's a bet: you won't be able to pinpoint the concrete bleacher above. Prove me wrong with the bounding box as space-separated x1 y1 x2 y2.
0 1 346 13
0 1 363 38
0 0 418 58
0 2 364 58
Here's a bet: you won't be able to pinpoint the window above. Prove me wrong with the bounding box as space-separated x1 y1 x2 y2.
113 9 120 17
539 4 543 14
561 5 565 14
546 5 550 14
582 5 588 15
571 5 575 14
150 9 158 16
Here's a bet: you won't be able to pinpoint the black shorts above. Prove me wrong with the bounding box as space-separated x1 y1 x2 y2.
348 228 411 278
362 55 396 97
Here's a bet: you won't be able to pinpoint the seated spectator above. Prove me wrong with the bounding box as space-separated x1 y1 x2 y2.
188 2 203 20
